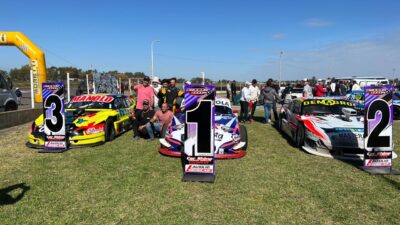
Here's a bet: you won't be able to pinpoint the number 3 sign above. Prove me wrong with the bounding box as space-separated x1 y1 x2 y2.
42 82 68 152
363 85 396 174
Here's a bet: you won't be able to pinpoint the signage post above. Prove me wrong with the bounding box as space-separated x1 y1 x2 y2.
40 82 68 153
362 85 398 174
182 84 216 182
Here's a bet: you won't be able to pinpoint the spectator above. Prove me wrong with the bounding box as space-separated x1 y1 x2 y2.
231 80 237 104
6 76 13 90
239 82 251 122
339 81 347 96
130 99 155 141
248 79 260 122
226 81 231 99
261 79 280 124
151 77 162 111
302 79 313 98
271 81 280 120
134 76 154 121
15 87 22 105
330 79 337 96
351 80 361 91
157 79 170 108
315 79 326 97
164 77 183 112
146 102 174 141
76 85 83 96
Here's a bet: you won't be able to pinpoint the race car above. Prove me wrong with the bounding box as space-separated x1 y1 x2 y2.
27 94 135 148
393 91 400 120
159 97 247 159
278 97 397 160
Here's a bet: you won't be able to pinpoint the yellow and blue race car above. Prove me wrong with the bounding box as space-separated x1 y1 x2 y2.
27 94 135 148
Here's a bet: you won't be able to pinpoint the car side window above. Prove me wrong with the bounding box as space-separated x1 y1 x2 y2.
123 97 131 108
114 97 123 109
293 101 301 114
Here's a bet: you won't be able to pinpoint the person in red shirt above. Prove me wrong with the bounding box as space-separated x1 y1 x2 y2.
315 79 326 97
145 102 174 141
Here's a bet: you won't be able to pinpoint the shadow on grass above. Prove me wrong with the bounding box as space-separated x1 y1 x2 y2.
0 183 30 206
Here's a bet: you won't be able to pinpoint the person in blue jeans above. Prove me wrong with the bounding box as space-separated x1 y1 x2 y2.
260 79 281 124
145 103 174 141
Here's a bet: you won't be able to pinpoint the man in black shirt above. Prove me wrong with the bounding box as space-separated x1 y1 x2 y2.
164 77 183 111
130 99 155 140
231 80 237 104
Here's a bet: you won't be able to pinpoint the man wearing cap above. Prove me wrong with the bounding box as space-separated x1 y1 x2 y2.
261 79 281 124
146 102 174 141
130 99 155 140
240 82 251 122
152 77 162 111
248 79 260 122
315 79 326 97
303 79 313 98
157 79 169 108
134 76 154 120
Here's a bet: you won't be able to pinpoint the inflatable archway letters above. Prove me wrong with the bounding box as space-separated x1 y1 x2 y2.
0 32 46 102
182 84 216 182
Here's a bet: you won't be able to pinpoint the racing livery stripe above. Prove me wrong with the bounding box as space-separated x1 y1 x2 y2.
303 119 327 141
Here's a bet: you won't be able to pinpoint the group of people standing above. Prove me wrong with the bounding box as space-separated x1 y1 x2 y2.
238 79 280 124
301 78 361 98
129 76 183 141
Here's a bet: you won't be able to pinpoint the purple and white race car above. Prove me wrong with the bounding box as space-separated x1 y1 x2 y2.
159 97 247 159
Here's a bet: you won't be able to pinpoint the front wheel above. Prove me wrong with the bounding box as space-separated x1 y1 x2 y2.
239 125 248 150
295 124 305 148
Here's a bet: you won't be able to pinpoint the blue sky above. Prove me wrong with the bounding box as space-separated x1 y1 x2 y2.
1 0 400 81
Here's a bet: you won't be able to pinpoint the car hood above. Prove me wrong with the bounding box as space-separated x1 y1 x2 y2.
305 115 364 131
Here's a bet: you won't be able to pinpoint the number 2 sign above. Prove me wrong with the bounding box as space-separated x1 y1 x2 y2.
363 85 394 172
42 82 68 152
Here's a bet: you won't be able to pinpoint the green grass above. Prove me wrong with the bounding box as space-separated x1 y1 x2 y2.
1 112 400 224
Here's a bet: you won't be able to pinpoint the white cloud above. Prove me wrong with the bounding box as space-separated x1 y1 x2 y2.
303 18 335 28
271 33 286 40
249 32 400 81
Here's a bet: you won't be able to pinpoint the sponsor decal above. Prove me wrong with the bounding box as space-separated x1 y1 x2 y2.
214 132 223 141
303 99 354 107
215 99 230 107
77 118 88 124
85 124 104 135
366 151 392 159
364 159 392 167
187 157 213 164
367 88 389 96
185 164 214 173
71 95 114 103
47 135 66 141
186 88 210 96
31 60 40 95
45 141 67 148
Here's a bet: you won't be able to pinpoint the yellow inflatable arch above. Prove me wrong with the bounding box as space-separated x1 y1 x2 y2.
0 31 46 102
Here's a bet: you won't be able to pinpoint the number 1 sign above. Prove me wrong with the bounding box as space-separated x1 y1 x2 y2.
182 85 216 182
41 82 68 152
363 85 396 174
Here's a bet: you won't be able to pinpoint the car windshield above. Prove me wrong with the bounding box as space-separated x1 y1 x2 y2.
394 93 400 101
292 88 303 93
302 100 356 115
66 101 112 109
216 105 232 115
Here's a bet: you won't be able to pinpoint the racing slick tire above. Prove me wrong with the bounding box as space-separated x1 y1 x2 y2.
278 114 283 129
5 101 18 111
239 125 248 150
105 118 116 142
295 124 305 148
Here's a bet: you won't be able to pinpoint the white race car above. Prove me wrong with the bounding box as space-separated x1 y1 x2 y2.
159 97 247 159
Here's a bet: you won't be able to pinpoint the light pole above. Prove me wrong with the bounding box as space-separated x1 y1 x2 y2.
279 51 283 87
151 40 160 79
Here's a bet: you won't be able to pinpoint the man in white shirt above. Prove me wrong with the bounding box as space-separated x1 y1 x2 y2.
351 80 361 91
240 82 251 122
248 79 260 122
226 81 231 99
303 79 313 98
152 77 162 111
